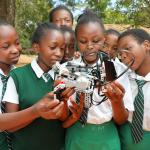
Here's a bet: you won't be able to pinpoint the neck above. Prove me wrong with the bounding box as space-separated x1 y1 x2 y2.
37 57 51 73
136 56 150 76
82 56 98 66
0 63 12 75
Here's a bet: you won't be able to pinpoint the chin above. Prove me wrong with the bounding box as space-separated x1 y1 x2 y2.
11 60 19 65
85 56 97 62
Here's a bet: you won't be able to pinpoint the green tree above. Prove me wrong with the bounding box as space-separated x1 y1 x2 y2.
87 0 111 18
15 0 53 50
115 0 150 27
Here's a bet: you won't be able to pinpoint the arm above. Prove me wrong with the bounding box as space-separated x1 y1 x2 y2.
5 102 35 132
103 81 129 125
0 105 38 131
4 92 64 132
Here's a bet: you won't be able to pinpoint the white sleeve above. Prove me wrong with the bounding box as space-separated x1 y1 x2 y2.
2 77 19 104
114 61 134 111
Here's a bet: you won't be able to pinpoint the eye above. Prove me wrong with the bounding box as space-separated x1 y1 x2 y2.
60 46 65 52
113 47 118 51
55 19 60 23
66 19 71 22
93 39 100 43
79 39 87 44
16 40 20 46
2 43 9 49
124 47 132 51
49 46 56 50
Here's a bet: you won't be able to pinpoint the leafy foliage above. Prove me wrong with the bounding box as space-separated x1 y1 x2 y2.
115 0 150 27
15 0 53 50
15 0 150 52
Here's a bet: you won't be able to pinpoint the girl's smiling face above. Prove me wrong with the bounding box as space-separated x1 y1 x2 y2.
118 35 148 72
76 22 105 64
0 25 22 66
33 30 65 72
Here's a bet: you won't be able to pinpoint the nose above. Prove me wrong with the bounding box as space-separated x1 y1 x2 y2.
10 45 20 54
55 48 63 58
60 19 65 26
87 42 94 50
120 51 128 61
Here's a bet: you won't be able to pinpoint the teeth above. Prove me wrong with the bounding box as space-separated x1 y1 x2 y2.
88 53 95 56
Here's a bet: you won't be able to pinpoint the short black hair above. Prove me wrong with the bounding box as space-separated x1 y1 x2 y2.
60 25 75 38
75 9 105 36
31 22 62 44
105 29 120 37
118 29 150 44
49 5 73 23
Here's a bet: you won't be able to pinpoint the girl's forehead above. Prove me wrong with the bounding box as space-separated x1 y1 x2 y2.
44 30 63 37
77 22 104 37
0 26 17 40
118 35 138 48
119 35 135 43
80 22 102 29
105 33 118 39
53 9 71 18
41 30 64 43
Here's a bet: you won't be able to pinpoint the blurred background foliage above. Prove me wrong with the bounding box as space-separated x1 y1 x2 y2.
1 0 149 54
15 0 53 53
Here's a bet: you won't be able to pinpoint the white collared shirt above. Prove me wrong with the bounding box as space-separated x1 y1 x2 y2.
128 71 150 131
3 59 54 104
0 69 8 113
67 56 134 124
0 66 15 113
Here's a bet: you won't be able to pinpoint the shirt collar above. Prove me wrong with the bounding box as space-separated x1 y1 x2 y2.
144 72 150 81
31 58 55 80
129 71 150 82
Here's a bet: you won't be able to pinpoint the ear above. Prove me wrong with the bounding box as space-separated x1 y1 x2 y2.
32 43 39 54
143 40 150 55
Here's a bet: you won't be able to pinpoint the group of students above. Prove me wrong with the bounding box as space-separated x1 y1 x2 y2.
0 4 150 150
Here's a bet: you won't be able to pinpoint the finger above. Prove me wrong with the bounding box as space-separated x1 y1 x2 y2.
46 100 60 109
51 102 64 116
113 81 125 93
67 89 75 97
69 106 78 115
104 83 123 101
69 106 81 119
55 102 65 118
103 84 114 98
111 83 124 97
61 88 75 98
70 101 80 110
45 92 54 100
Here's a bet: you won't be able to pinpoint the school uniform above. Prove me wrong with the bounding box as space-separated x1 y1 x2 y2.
0 69 8 150
64 56 134 150
118 71 150 150
3 59 65 150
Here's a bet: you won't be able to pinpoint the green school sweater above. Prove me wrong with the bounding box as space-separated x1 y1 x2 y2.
10 64 65 150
